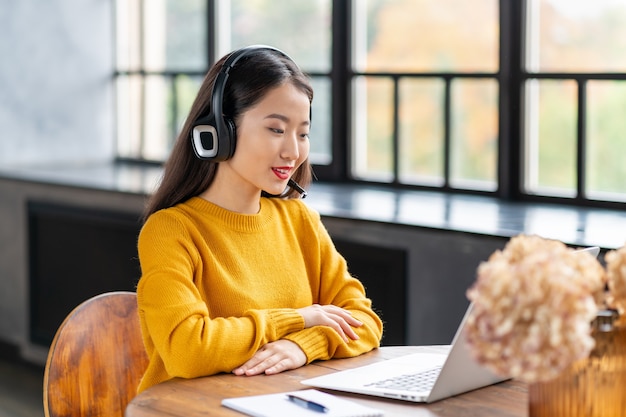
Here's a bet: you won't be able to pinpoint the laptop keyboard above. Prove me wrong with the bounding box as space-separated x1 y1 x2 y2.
364 366 442 392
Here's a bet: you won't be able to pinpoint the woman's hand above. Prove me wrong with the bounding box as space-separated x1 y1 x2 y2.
297 304 363 343
232 339 306 376
232 305 363 376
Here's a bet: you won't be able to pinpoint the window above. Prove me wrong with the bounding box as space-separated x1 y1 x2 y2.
114 0 332 164
524 0 626 203
114 0 626 207
351 0 499 191
222 0 333 165
115 0 207 162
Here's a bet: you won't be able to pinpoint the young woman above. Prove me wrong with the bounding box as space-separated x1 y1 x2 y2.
136 45 383 393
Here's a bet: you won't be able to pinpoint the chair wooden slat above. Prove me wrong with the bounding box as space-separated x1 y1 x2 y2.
43 291 148 417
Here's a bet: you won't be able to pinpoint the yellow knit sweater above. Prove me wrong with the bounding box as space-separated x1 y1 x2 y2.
136 196 383 392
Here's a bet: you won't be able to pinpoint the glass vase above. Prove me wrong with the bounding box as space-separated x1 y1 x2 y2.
528 309 626 417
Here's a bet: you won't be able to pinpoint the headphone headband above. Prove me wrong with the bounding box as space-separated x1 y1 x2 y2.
191 45 293 161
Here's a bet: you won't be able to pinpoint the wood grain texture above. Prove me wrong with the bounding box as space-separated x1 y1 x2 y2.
125 346 527 417
43 291 148 417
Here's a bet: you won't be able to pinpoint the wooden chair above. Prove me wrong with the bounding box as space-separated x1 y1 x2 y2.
43 291 149 417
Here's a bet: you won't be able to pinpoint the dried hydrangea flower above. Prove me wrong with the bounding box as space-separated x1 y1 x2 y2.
568 245 607 308
605 245 626 315
465 234 602 383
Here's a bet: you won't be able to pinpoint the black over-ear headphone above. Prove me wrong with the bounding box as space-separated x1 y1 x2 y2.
190 45 294 162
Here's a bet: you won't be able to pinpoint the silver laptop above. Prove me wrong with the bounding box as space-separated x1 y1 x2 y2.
302 246 600 403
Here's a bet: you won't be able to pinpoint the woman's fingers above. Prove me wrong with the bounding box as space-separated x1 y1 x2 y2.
316 309 359 342
297 304 363 342
233 340 306 376
232 346 269 375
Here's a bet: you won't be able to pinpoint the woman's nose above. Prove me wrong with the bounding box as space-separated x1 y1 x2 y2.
281 133 299 160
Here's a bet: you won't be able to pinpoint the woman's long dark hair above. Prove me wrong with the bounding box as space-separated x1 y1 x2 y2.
142 48 314 222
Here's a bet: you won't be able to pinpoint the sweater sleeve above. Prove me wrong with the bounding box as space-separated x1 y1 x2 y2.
283 207 383 362
137 211 305 379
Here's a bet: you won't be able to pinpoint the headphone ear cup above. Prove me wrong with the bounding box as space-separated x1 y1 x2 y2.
223 117 237 159
190 115 220 160
192 115 236 161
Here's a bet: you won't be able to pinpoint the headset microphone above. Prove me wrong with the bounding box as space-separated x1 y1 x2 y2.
287 179 307 198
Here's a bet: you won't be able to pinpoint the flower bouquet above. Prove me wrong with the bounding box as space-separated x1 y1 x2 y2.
465 234 626 417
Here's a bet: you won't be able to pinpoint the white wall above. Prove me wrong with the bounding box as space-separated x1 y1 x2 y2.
0 0 114 166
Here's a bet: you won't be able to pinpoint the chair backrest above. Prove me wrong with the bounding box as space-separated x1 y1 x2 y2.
43 291 149 417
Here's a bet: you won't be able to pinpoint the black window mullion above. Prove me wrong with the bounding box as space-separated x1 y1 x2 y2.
392 76 400 183
327 0 351 181
443 76 452 189
577 78 587 200
499 0 524 200
207 0 217 65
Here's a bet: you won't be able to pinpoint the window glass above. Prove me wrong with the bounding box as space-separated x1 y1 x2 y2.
527 0 626 72
351 0 499 188
586 81 626 200
115 0 141 71
226 0 332 165
353 0 499 72
226 0 331 72
352 76 394 181
450 79 498 190
116 75 142 158
143 75 172 161
309 77 332 165
174 75 204 139
143 0 207 71
398 78 444 186
524 79 577 196
115 0 206 160
111 0 626 207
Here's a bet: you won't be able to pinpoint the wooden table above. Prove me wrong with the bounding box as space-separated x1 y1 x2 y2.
125 346 527 417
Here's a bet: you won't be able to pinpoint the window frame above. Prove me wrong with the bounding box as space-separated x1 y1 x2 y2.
113 0 626 210
511 0 626 210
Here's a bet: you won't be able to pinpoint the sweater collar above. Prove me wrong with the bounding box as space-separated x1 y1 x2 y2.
186 197 277 232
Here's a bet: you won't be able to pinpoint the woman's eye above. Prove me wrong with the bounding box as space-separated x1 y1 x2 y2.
270 128 284 134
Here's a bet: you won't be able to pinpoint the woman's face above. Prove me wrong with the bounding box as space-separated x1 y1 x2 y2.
224 82 311 197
